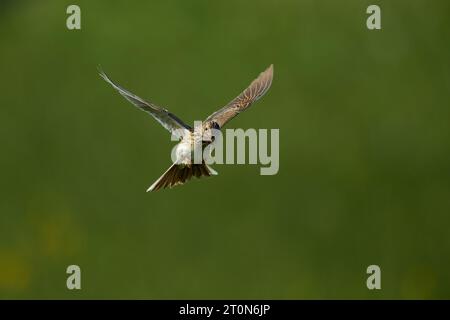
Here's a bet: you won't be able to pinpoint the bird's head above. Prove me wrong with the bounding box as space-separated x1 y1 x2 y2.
202 121 221 143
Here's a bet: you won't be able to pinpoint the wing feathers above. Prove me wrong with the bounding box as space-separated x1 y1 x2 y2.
99 68 191 137
204 64 273 128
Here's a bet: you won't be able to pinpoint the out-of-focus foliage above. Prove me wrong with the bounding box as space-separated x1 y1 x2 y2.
0 0 449 299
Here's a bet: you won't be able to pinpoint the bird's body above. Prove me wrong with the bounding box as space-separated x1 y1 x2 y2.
172 127 209 164
174 139 194 165
99 64 273 191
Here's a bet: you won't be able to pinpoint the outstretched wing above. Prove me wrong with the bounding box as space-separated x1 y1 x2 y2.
203 64 273 128
99 68 191 138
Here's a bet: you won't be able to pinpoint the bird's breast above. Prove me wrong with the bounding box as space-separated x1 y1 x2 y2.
175 142 191 162
175 133 209 164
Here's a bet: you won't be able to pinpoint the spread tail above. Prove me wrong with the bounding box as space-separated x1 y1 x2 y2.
147 163 217 192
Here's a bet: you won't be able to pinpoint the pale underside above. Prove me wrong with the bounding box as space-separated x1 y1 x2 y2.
99 64 273 191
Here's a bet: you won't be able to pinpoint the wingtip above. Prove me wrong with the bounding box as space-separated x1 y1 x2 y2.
260 64 273 79
97 65 110 82
97 64 104 76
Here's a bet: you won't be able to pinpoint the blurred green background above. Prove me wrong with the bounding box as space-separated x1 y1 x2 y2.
1 0 449 299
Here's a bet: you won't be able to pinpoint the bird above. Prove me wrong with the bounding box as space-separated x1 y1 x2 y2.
99 64 273 192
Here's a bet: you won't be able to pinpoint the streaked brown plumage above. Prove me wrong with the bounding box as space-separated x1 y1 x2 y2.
99 64 273 191
203 64 273 129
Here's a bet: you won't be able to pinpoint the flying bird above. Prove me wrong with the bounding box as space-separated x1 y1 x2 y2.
99 64 273 191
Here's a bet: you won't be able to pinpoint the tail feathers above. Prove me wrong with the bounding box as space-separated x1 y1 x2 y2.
147 163 217 192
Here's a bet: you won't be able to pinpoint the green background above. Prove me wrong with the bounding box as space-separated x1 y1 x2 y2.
1 0 449 299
